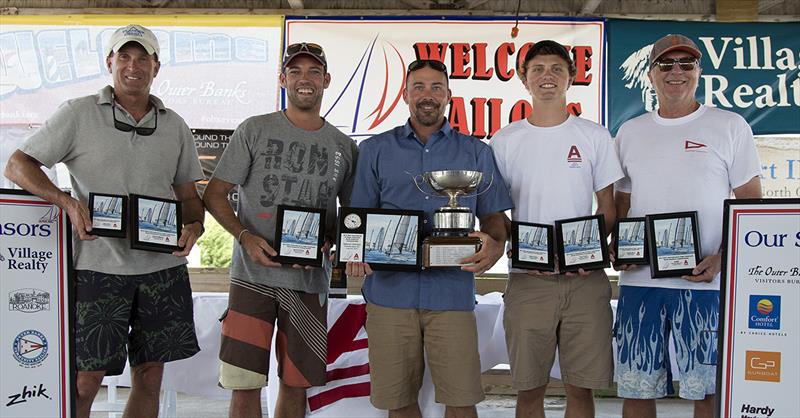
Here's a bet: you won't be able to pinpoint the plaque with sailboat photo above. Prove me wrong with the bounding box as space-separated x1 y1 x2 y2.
646 211 701 278
510 221 555 271
614 217 648 265
129 194 182 253
273 205 326 267
89 192 127 238
555 215 610 273
336 207 423 271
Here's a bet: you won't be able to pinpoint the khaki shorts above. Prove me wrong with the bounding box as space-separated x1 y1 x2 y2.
365 304 485 410
503 271 613 390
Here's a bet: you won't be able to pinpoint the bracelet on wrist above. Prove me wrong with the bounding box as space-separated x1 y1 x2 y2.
237 229 250 244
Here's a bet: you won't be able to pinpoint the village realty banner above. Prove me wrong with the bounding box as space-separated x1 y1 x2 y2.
607 19 799 136
285 16 605 140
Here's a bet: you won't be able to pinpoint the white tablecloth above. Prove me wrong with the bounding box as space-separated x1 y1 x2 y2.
107 291 681 417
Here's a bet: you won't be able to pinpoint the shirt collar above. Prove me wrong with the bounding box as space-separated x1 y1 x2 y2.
401 118 454 141
97 85 166 112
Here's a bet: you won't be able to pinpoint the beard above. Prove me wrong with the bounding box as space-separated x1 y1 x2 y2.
413 101 443 126
287 89 322 111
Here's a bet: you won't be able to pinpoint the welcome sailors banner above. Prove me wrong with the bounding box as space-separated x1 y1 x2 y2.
607 19 799 136
285 16 605 141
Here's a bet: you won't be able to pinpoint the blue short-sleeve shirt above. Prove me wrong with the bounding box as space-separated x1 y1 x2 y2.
351 119 513 311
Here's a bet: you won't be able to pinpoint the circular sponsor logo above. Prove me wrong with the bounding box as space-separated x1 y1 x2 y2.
757 299 773 315
12 329 48 367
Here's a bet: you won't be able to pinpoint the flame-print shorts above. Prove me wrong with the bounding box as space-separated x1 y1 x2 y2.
613 286 719 400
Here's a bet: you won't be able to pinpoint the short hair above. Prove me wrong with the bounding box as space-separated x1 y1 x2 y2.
518 40 577 80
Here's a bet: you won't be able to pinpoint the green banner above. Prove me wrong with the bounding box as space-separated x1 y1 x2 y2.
607 19 799 135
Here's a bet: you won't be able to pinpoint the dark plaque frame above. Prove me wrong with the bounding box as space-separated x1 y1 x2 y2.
273 205 326 267
555 214 610 273
646 211 702 278
88 192 128 238
510 221 555 272
614 217 648 265
336 207 423 272
129 194 183 254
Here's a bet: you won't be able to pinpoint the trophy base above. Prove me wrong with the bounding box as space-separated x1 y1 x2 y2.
422 236 482 268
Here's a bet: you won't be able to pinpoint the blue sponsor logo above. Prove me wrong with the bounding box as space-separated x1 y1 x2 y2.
748 295 781 330
12 330 48 368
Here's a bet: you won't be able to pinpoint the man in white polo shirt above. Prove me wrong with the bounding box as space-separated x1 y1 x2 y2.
613 34 762 418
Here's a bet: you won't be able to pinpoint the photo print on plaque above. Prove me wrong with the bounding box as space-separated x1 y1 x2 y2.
555 215 609 273
336 207 423 271
130 194 182 253
646 211 702 278
511 221 555 271
614 217 648 265
273 205 326 267
88 192 127 238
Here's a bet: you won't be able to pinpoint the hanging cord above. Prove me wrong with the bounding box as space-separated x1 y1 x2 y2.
511 0 521 38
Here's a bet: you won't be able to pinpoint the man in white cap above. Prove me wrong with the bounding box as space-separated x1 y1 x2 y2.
613 34 761 418
5 24 204 418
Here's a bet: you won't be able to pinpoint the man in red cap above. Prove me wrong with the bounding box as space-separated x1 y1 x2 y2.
613 34 762 418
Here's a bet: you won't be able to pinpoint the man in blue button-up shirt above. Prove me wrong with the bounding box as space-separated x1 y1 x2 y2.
346 60 513 418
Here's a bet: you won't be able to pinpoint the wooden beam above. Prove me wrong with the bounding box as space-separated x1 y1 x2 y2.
580 0 603 15
286 0 304 8
716 0 758 21
759 0 784 13
399 0 433 9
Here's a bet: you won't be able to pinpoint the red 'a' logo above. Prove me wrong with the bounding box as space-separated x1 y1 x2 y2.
684 140 707 150
567 145 582 162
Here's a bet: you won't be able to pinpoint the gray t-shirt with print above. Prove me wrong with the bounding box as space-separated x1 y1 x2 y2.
211 111 357 293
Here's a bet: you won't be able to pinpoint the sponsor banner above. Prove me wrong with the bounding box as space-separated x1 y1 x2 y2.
607 19 799 136
0 189 73 417
285 16 605 140
756 136 800 199
718 199 800 418
0 15 282 130
192 128 238 206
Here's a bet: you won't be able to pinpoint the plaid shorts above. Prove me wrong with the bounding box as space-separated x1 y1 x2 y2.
218 278 328 389
74 265 200 375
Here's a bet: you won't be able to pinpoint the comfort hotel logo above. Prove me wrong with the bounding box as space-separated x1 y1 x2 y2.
748 295 781 330
745 351 781 382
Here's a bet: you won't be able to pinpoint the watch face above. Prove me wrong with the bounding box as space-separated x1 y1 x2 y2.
344 213 362 229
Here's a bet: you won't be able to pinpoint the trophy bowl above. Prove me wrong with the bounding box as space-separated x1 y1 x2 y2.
423 170 483 207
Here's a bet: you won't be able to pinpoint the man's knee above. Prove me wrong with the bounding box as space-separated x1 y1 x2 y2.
279 381 307 400
564 384 593 400
76 371 105 397
131 362 165 391
518 385 547 402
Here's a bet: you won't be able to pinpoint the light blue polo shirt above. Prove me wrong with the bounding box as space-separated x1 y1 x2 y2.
351 119 513 311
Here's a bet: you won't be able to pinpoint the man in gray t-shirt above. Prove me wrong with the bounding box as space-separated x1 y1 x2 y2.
4 25 204 418
203 43 357 417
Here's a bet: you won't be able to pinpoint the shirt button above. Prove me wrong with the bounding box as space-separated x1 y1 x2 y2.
425 149 430 153
423 220 428 224
425 196 429 200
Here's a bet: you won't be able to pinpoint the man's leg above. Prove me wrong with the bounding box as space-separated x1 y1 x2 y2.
230 389 262 418
694 394 715 418
389 403 422 418
123 362 164 418
563 384 594 418
444 405 477 418
622 398 656 418
275 381 307 418
75 370 105 418
515 385 547 418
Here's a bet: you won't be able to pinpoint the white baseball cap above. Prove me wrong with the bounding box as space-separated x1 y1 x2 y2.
105 24 160 58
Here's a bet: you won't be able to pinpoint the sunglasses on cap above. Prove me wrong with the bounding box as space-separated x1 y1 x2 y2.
406 59 448 76
283 42 325 59
112 104 157 136
652 57 699 72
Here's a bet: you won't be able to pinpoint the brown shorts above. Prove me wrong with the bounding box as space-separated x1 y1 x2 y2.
218 278 328 389
503 271 613 390
365 303 485 410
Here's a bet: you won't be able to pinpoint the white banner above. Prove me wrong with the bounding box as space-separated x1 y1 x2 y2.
0 15 282 130
0 189 73 417
718 199 800 418
285 17 605 141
